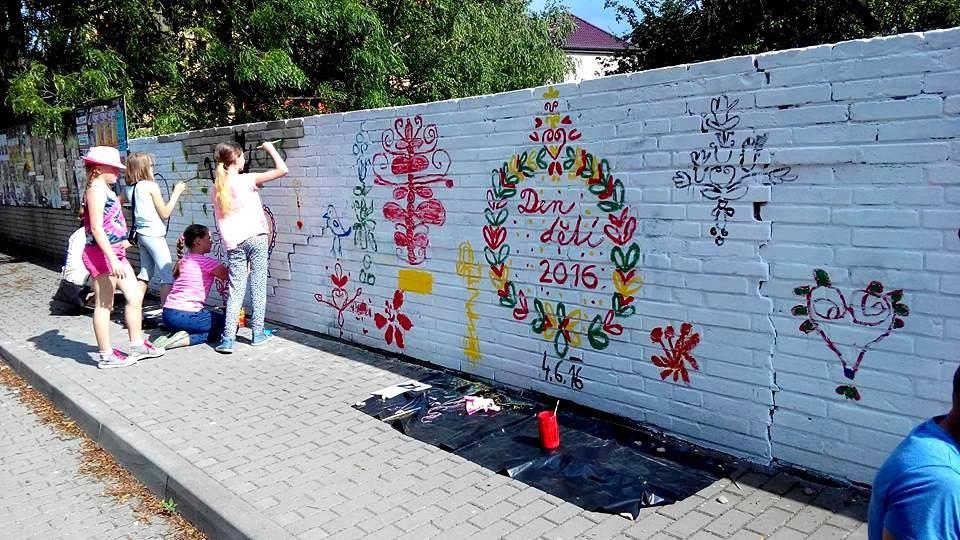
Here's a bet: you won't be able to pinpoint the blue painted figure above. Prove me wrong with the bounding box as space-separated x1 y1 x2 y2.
322 204 352 257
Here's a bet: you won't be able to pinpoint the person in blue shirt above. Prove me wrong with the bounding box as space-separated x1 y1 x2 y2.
869 366 960 539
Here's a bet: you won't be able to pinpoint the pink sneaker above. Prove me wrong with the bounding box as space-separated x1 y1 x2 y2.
128 340 165 362
98 349 137 370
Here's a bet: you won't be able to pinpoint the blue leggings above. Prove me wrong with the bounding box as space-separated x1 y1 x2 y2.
162 308 225 346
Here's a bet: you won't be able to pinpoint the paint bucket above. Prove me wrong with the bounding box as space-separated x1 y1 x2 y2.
537 411 560 449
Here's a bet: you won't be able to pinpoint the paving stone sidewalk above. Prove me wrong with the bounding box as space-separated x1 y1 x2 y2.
0 250 869 539
0 376 174 539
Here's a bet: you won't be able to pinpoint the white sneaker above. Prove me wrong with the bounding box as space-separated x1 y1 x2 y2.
98 349 137 370
128 340 165 362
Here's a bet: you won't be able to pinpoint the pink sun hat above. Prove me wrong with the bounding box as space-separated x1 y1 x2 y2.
81 146 125 169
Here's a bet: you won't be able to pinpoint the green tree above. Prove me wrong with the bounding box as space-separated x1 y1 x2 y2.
368 0 573 105
604 0 960 75
2 0 195 134
868 0 960 34
167 0 400 128
4 0 573 136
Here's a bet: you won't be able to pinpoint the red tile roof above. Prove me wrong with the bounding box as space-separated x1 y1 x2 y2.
563 14 627 53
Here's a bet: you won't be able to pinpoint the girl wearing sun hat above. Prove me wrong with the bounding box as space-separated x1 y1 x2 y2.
81 146 164 369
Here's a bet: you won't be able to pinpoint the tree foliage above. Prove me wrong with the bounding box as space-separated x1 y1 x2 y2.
2 0 572 136
604 0 960 75
368 0 572 105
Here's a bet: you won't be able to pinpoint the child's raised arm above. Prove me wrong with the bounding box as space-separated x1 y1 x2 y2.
150 181 187 220
252 141 288 186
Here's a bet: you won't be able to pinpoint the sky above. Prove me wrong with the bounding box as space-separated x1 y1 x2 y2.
528 0 630 36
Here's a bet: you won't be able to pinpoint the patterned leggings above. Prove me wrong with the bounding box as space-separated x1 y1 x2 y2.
222 234 269 340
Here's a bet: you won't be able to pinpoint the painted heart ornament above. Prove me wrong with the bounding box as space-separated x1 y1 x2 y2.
792 269 909 401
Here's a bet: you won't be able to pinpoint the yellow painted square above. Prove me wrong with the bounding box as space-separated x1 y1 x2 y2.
398 269 434 295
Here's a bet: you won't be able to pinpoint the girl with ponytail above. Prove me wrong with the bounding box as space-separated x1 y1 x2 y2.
154 224 229 350
210 141 288 353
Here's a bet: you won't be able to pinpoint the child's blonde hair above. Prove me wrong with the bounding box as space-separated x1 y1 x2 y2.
213 142 243 216
79 163 104 218
125 152 153 185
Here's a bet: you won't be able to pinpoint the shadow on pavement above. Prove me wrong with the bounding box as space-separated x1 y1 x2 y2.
28 329 100 367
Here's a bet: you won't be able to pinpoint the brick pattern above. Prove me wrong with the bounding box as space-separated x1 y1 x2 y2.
6 27 960 484
0 206 145 275
0 253 868 538
0 373 173 538
0 207 82 262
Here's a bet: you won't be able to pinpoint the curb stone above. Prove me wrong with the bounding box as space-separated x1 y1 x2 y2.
0 338 293 540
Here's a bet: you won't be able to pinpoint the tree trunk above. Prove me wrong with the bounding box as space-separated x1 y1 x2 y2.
3 0 27 67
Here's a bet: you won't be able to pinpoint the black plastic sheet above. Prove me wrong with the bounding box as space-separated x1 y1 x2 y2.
355 372 727 519
394 390 530 452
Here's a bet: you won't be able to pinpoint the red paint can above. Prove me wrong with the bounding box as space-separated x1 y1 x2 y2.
537 411 560 449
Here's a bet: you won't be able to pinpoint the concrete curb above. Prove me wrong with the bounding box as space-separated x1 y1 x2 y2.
0 339 293 540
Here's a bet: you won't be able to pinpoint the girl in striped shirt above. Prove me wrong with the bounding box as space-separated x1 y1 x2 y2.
154 224 229 349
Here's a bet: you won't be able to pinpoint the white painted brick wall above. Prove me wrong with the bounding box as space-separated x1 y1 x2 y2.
2 27 955 485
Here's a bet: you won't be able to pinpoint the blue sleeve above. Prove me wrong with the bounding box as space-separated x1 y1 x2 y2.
884 467 960 540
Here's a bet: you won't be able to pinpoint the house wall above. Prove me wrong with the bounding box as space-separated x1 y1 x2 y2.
564 52 613 82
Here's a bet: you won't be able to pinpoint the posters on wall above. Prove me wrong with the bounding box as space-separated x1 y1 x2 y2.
70 96 129 203
0 125 66 208
0 96 125 209
73 97 128 155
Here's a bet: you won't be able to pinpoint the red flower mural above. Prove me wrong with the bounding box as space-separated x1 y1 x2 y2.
373 116 454 266
650 323 701 384
375 289 414 348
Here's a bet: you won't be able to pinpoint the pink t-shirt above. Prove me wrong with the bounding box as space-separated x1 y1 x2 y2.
164 253 223 312
213 173 267 250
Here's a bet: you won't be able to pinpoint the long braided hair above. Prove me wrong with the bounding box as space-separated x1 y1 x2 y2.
174 224 209 278
78 164 104 220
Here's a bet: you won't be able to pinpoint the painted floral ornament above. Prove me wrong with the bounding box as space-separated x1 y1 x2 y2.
792 269 909 401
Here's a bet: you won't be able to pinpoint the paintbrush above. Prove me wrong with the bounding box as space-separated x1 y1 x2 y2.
258 139 282 149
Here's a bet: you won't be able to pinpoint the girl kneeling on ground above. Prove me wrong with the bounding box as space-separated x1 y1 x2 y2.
154 224 229 349
81 146 164 369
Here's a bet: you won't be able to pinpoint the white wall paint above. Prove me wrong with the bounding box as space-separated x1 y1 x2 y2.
130 27 960 484
564 52 614 82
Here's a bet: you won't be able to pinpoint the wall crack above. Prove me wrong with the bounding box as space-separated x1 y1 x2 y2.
758 238 778 467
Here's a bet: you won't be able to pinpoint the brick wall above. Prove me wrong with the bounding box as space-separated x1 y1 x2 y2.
11 27 960 484
0 207 82 262
0 205 144 270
